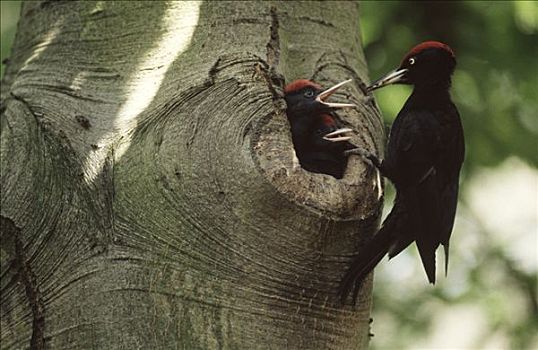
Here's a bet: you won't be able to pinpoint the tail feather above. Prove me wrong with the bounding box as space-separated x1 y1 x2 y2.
339 195 408 303
416 239 437 284
415 171 442 284
388 235 413 258
338 227 392 303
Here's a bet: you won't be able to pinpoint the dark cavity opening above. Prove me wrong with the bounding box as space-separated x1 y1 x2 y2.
287 112 354 179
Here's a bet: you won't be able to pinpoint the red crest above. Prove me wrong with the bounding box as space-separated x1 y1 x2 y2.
402 41 455 64
284 79 321 94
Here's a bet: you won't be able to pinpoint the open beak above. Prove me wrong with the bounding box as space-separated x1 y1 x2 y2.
315 79 356 109
367 68 408 92
323 128 353 142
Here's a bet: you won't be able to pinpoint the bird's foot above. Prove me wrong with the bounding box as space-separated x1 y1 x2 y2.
344 147 381 168
344 147 371 157
322 128 353 142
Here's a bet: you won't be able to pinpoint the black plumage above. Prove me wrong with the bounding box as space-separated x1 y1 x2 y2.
284 80 355 179
293 113 355 178
340 41 465 302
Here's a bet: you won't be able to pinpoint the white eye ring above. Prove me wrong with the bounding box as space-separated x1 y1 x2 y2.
409 57 416 65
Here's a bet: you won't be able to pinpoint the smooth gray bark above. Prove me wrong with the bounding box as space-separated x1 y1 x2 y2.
1 1 384 349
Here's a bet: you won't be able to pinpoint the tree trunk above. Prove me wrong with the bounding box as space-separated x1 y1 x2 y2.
1 1 383 349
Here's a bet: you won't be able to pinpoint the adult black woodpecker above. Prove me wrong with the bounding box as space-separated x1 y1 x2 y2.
340 41 465 302
284 79 356 179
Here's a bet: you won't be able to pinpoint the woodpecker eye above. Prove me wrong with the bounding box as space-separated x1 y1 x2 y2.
409 57 416 65
304 89 315 98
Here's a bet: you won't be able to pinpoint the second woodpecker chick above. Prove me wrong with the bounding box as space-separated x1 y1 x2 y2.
284 79 356 179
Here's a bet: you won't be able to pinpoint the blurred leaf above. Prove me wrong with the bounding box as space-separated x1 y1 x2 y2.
1 1 21 78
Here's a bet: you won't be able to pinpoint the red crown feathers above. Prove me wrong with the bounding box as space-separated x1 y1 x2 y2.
402 41 455 64
284 79 321 94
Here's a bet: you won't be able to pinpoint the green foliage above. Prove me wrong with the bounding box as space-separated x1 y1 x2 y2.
1 1 21 79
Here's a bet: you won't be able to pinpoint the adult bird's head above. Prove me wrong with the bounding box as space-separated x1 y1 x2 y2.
368 41 456 91
284 79 356 116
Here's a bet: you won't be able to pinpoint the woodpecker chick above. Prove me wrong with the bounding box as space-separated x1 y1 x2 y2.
284 79 356 179
340 41 465 303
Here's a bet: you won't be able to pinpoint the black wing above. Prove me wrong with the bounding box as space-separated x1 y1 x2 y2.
384 109 445 283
